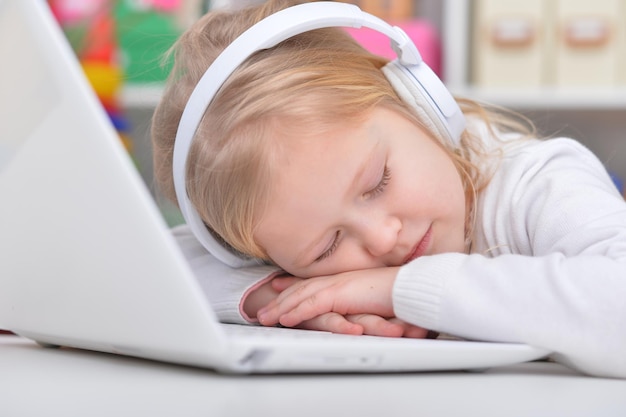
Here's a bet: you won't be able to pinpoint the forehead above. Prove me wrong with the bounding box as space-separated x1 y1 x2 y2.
267 109 372 175
270 122 375 202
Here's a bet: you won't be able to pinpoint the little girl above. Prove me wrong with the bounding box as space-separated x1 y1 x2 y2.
151 0 626 378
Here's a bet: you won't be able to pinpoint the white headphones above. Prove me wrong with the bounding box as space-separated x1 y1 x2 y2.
172 1 466 268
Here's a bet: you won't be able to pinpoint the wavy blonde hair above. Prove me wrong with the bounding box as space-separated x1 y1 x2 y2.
151 0 535 261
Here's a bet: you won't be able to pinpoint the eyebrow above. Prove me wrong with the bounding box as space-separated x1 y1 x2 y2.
293 139 383 269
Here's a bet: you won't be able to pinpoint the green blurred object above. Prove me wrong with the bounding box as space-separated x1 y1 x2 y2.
114 0 181 84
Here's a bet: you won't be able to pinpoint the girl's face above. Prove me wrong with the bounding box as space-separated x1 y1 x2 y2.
254 107 467 278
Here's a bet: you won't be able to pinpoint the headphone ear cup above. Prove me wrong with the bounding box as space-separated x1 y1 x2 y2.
382 60 455 147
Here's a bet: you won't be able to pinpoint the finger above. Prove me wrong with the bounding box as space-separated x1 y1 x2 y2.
256 295 304 327
402 326 430 339
270 276 303 292
256 289 304 326
257 302 280 326
387 318 431 339
296 313 364 335
276 289 339 328
346 314 404 338
259 281 333 326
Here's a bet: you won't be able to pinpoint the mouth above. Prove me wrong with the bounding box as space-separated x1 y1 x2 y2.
403 225 432 265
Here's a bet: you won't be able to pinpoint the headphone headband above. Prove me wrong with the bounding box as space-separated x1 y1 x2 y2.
172 2 465 267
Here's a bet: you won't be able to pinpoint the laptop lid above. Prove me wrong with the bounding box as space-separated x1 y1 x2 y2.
0 0 239 367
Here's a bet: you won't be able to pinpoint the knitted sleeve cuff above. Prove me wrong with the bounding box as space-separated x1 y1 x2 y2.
392 253 465 331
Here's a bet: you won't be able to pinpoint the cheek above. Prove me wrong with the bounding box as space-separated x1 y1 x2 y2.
396 150 465 218
400 162 452 200
436 167 466 225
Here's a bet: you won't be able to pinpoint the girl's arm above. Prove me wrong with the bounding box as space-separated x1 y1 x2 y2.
173 224 429 337
392 137 626 378
172 224 280 324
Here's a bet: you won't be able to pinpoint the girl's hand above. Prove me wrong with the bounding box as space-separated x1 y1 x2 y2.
244 274 423 337
256 267 429 338
258 268 398 326
292 311 430 338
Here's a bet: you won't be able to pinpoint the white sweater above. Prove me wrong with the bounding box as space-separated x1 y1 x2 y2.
173 129 626 378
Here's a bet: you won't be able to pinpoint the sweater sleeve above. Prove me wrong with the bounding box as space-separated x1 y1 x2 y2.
171 225 282 324
393 138 626 378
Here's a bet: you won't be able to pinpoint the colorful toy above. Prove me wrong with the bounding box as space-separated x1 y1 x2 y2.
49 0 133 156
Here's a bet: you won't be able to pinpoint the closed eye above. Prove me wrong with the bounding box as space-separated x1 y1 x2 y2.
315 231 341 262
315 166 390 263
364 165 391 199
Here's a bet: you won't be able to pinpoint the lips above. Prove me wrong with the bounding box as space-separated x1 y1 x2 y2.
403 225 432 265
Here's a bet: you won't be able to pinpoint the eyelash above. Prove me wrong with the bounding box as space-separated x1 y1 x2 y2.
316 231 340 262
315 166 391 263
367 165 391 199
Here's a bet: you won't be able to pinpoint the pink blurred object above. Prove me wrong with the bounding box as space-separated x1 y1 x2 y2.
344 19 442 77
48 0 107 25
149 0 182 12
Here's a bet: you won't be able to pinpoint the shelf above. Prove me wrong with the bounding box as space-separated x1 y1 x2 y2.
121 83 164 109
118 0 626 113
441 0 626 112
119 82 626 112
451 87 626 110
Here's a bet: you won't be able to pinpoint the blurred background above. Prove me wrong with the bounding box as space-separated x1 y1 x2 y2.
47 0 626 225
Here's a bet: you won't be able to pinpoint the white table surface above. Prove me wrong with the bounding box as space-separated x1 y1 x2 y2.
1 334 625 417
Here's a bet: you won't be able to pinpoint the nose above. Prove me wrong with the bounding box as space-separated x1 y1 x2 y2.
359 212 401 257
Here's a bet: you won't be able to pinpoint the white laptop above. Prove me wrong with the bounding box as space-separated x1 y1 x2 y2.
0 0 550 373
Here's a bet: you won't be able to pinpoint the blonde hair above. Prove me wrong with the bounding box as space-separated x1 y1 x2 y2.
151 0 535 261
